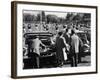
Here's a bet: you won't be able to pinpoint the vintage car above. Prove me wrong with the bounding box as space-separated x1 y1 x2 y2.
76 31 91 56
23 31 91 69
23 32 57 69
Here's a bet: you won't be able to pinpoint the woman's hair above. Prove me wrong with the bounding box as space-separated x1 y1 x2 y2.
71 29 75 35
28 24 31 29
58 32 63 36
66 28 69 33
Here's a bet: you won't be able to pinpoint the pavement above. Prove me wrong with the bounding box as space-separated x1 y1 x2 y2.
62 55 91 67
23 54 91 69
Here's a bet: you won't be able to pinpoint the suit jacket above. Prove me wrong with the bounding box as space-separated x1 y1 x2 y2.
63 32 71 45
71 34 80 53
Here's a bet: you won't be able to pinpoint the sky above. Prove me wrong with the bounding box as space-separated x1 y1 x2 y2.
23 10 67 18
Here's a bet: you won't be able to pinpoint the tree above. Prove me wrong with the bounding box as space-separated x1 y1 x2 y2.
23 14 36 23
72 13 82 21
41 11 46 22
46 14 58 23
36 14 40 21
66 12 75 23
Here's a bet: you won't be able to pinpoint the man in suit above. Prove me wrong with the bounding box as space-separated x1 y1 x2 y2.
70 29 80 67
29 35 46 68
63 29 71 44
63 28 71 62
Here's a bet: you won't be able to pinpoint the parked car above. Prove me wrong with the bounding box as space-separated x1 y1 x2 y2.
23 31 91 69
23 32 57 69
77 31 91 56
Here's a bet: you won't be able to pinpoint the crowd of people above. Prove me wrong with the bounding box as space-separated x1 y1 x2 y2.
53 28 83 67
23 22 87 68
23 22 86 34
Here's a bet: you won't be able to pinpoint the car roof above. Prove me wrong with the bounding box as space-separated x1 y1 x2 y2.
24 32 52 37
76 31 86 34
